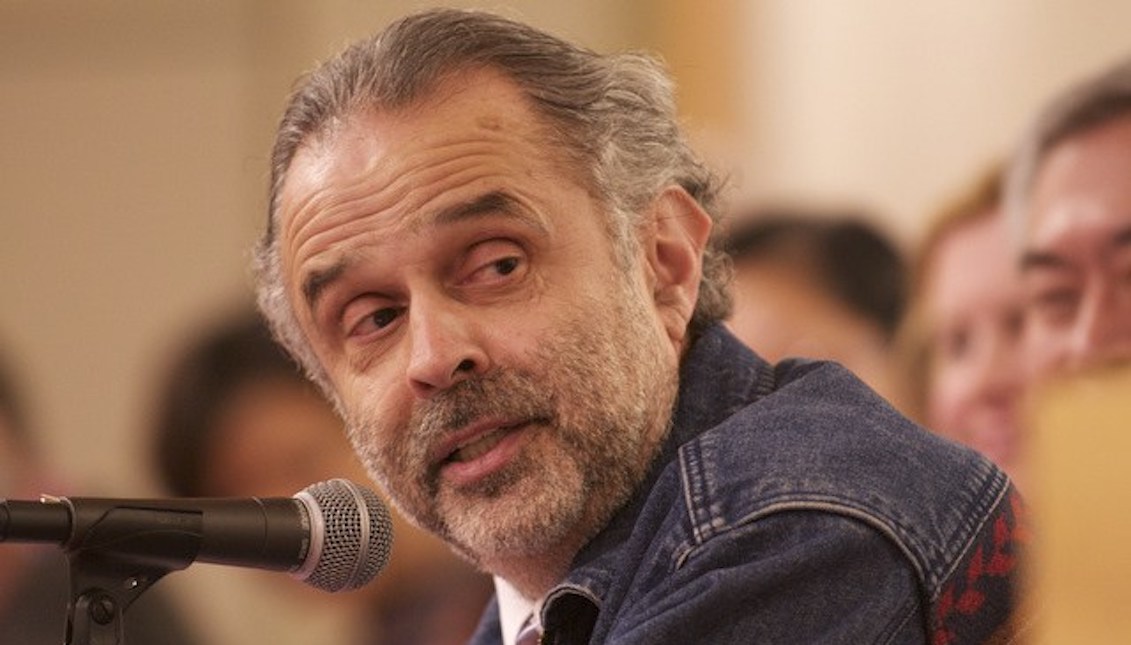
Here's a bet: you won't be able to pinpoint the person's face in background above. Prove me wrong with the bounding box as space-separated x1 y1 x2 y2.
922 210 1027 485
201 377 366 498
198 374 484 613
1021 115 1131 377
726 258 904 406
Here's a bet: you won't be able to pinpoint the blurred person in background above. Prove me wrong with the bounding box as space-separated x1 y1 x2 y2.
149 309 491 645
721 210 910 407
898 166 1030 491
0 343 200 645
1003 55 1131 643
1007 55 1131 377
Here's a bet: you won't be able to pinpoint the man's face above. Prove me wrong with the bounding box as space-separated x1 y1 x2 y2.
1021 115 1131 378
274 69 681 575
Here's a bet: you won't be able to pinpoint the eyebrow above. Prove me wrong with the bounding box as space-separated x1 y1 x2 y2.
302 259 349 314
300 190 546 314
1019 250 1069 274
1020 223 1131 273
432 190 545 231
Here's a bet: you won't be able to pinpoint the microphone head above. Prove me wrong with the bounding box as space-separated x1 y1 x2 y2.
293 479 393 592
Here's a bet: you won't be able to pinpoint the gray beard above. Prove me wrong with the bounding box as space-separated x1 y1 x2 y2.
346 285 679 569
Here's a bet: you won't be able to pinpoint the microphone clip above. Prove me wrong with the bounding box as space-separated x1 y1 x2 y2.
62 503 204 645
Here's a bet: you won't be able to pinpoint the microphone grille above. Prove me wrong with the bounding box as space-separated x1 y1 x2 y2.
296 479 393 592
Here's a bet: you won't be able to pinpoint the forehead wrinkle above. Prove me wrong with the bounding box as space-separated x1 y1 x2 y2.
290 150 517 266
287 173 411 271
282 168 393 274
283 80 559 241
288 130 534 246
430 189 551 240
284 144 451 272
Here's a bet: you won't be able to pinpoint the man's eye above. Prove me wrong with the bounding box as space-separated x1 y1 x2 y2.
460 239 527 287
371 307 400 329
1029 288 1080 326
465 252 526 286
494 257 519 276
342 300 403 340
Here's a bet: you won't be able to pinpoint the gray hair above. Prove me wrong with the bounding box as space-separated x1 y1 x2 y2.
254 8 729 393
1005 55 1131 246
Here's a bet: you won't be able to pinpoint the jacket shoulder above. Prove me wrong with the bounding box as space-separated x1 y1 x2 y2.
678 359 1012 597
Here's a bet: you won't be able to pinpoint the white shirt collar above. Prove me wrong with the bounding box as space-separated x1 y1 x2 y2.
494 575 540 645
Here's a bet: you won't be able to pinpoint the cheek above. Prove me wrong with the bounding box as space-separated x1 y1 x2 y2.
339 372 405 433
927 367 969 430
1022 323 1065 374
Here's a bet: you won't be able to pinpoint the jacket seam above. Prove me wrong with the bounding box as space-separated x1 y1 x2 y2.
674 499 926 585
923 476 1010 604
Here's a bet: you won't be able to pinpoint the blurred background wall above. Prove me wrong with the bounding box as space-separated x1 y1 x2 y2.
2 0 1130 496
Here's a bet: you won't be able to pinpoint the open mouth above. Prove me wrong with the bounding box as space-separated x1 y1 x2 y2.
445 424 521 464
431 415 553 486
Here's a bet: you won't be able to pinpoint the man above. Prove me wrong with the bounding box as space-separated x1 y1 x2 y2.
254 9 1022 643
1003 56 1131 641
1007 56 1131 377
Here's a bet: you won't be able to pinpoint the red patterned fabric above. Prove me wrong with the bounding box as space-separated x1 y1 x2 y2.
932 489 1027 645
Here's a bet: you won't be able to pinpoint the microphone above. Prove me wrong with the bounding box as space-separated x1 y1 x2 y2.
0 478 393 592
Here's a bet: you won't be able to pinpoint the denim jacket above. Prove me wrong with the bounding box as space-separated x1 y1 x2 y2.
469 325 1024 644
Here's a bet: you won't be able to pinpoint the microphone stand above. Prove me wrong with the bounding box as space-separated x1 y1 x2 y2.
63 504 204 645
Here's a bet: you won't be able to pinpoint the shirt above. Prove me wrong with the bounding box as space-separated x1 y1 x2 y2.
496 576 538 645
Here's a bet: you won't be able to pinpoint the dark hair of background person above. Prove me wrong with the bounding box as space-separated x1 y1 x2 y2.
1006 55 1131 228
151 310 311 497
0 345 34 455
897 165 1004 421
146 309 494 645
721 209 908 342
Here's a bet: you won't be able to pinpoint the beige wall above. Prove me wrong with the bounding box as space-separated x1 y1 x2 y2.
2 2 263 494
2 0 1129 497
699 1 1131 243
0 1 643 495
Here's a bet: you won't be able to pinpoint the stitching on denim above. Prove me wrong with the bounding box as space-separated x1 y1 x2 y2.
879 593 922 645
673 499 926 585
678 438 715 545
925 475 1011 604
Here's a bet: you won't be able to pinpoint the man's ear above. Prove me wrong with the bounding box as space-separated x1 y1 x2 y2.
642 185 713 346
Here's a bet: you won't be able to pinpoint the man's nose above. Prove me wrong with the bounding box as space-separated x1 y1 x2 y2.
405 296 490 398
1067 281 1131 369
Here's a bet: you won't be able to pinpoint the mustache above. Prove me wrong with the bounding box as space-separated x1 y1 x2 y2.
409 368 557 456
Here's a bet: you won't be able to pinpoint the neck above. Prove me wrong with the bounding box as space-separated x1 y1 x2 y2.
486 538 579 600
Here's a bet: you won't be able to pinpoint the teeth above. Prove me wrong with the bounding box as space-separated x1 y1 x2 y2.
450 427 510 463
